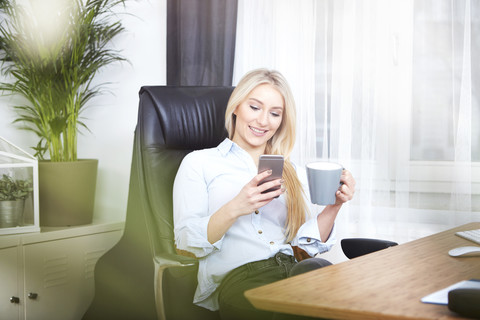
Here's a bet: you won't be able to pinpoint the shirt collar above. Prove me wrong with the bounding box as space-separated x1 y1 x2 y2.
217 138 251 159
217 138 234 156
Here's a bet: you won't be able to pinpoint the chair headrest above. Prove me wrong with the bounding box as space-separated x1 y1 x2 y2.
139 86 235 150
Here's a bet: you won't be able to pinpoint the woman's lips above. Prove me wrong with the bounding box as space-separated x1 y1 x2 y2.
249 126 268 136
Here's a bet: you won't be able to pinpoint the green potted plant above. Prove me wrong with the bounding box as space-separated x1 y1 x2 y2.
0 0 125 226
0 174 33 228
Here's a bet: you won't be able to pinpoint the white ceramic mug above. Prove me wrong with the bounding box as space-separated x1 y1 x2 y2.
306 161 343 205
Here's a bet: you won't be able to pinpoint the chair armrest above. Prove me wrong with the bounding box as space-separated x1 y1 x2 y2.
154 252 199 320
154 252 198 268
341 238 398 259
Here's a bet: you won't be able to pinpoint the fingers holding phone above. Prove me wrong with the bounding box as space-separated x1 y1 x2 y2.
255 171 284 197
208 164 285 243
229 155 285 217
231 170 283 216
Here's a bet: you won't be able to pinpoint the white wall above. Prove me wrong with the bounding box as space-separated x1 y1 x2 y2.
0 0 167 222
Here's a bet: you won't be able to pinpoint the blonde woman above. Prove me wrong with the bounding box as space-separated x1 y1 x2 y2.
173 69 355 320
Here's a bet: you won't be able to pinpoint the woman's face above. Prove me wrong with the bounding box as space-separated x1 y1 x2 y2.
232 83 284 154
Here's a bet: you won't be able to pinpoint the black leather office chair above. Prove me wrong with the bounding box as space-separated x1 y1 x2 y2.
84 86 397 320
84 86 232 320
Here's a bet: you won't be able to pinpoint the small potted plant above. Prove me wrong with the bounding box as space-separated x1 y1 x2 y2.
0 174 33 228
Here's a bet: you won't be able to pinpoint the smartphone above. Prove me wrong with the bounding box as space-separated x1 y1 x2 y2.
258 155 284 193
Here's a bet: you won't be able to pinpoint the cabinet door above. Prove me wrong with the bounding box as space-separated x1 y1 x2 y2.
23 231 121 320
0 246 21 320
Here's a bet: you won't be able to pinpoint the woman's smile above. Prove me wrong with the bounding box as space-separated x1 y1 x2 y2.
249 126 268 136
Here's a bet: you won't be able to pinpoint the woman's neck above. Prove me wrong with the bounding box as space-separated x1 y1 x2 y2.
249 149 266 167
230 139 266 166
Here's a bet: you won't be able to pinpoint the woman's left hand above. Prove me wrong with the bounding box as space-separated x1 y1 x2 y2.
335 169 355 205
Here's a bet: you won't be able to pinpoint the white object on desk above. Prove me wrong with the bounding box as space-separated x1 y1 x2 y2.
455 229 480 245
421 279 480 305
448 246 480 257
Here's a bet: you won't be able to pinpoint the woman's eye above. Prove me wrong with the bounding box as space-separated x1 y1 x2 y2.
270 112 280 117
250 105 260 111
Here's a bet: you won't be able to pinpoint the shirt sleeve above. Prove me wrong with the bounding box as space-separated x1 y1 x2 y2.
290 164 337 257
293 215 336 256
173 153 222 258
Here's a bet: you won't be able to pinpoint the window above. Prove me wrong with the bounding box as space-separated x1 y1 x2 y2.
313 0 479 211
411 0 480 162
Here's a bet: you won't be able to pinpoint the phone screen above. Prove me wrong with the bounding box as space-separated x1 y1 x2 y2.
258 155 284 193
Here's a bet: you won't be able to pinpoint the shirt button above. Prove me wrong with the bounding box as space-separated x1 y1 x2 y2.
258 230 263 234
270 241 275 245
255 210 259 214
306 238 311 243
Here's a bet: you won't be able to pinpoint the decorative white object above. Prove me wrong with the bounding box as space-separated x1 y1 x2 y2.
0 137 39 234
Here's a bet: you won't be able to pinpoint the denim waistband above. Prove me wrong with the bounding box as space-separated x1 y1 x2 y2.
218 252 297 295
243 252 296 272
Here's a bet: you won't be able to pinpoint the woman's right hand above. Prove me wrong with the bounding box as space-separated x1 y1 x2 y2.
230 170 285 217
207 170 284 244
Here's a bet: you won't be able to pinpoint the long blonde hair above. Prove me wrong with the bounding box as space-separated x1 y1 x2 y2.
225 69 308 242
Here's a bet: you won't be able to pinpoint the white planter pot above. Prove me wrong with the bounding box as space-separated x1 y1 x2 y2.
0 199 25 228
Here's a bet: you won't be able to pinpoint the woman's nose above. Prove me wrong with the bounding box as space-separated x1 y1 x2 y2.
257 110 269 126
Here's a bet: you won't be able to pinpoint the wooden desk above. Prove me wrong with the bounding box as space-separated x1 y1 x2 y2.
245 222 480 320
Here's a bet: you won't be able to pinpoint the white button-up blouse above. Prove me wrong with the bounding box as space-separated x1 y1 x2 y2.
173 138 336 311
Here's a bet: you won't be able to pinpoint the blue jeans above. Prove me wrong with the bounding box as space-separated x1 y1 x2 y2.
217 253 332 320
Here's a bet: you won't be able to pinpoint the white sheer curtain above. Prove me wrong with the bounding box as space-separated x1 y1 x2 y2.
233 0 317 165
234 0 478 243
315 0 416 238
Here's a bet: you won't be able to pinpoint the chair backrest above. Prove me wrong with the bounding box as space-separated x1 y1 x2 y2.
84 86 234 320
136 86 234 256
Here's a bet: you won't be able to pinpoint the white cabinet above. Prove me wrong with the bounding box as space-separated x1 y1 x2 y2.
0 222 123 320
0 245 21 319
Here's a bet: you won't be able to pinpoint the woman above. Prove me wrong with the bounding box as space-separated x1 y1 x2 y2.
173 69 355 319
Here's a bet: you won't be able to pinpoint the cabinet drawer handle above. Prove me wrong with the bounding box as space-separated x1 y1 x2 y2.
28 293 38 299
10 296 20 304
